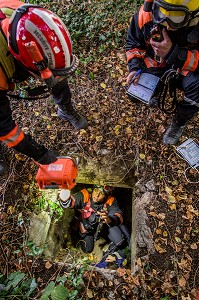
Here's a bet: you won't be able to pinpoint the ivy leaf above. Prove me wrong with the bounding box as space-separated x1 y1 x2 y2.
40 281 55 299
51 284 69 300
5 272 26 291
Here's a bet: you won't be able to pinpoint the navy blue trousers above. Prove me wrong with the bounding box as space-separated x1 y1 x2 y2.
146 68 199 124
80 224 130 253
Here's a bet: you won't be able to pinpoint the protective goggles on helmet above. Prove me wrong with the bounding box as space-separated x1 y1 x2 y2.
152 0 195 29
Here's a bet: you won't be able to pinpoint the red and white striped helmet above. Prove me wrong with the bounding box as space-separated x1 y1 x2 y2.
8 4 78 76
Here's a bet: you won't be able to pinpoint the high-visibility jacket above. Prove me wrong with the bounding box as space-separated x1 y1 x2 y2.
0 0 27 148
126 5 199 76
60 189 123 234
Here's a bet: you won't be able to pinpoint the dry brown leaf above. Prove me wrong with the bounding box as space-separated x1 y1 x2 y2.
178 276 186 287
117 268 126 277
45 261 52 269
154 243 167 253
139 153 145 160
168 195 176 203
95 136 103 142
137 257 142 267
148 211 166 220
190 243 197 250
7 205 15 215
169 204 176 210
165 186 173 194
132 275 140 286
87 289 93 298
175 237 181 243
156 228 162 234
100 83 106 89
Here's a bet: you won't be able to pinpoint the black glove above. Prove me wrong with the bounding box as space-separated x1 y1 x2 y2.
13 134 58 164
37 149 58 165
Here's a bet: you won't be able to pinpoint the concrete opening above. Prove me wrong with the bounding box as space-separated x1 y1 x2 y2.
29 156 136 268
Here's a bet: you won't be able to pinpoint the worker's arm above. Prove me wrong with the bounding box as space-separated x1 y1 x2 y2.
0 68 57 164
59 190 85 209
107 198 123 226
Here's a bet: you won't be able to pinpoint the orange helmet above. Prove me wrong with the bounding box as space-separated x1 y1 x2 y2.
8 4 78 76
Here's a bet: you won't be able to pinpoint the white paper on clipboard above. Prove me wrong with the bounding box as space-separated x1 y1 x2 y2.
176 138 199 168
127 73 160 104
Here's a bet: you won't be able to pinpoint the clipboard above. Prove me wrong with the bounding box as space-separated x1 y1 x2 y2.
176 138 199 168
127 73 162 105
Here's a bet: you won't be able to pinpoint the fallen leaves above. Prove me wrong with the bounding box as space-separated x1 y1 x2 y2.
148 211 166 220
154 243 167 253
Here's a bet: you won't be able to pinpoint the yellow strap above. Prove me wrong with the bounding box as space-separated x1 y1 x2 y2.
1 7 15 18
0 30 15 79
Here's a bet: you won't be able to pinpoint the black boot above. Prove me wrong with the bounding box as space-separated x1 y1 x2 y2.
0 144 8 175
58 104 88 130
163 119 186 145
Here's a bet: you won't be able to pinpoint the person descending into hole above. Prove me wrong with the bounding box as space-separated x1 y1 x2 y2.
0 0 88 176
59 185 130 268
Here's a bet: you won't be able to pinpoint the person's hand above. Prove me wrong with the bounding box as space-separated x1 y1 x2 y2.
150 28 173 58
97 210 111 224
126 70 141 86
37 150 58 165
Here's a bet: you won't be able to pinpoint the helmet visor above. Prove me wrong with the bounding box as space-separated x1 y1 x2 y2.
152 0 191 29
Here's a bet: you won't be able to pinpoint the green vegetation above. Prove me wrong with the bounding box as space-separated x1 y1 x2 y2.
40 258 89 300
0 272 37 299
30 0 140 59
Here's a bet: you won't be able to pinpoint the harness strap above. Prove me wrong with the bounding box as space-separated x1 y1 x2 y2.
0 29 15 79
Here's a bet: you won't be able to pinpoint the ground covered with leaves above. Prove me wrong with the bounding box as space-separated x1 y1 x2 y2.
0 0 199 299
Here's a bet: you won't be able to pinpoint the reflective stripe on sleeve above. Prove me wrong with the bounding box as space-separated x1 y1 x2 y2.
126 48 146 62
114 212 123 224
0 124 24 147
184 96 199 108
182 50 199 72
144 56 159 68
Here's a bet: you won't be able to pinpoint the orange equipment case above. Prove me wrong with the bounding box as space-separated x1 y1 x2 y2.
36 156 78 190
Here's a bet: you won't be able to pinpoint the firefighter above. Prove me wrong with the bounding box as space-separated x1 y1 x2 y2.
59 185 130 257
0 1 88 175
126 0 199 145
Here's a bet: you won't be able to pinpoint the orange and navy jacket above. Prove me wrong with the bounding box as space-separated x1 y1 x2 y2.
0 0 25 148
126 5 199 76
60 189 123 234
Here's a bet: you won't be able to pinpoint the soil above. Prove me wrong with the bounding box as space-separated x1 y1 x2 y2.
0 48 198 299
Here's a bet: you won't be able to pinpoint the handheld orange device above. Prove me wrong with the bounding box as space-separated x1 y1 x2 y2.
36 156 78 190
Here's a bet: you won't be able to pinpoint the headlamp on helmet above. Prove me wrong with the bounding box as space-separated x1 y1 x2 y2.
93 185 114 196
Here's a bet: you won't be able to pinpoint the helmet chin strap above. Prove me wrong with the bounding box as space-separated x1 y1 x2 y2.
65 55 79 77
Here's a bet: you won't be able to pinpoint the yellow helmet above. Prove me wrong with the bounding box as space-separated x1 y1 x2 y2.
162 0 199 11
152 0 199 28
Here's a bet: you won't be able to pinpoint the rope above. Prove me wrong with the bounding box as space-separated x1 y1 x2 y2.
7 84 51 101
157 69 179 114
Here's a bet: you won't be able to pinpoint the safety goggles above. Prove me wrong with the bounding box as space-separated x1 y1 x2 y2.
152 0 193 29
